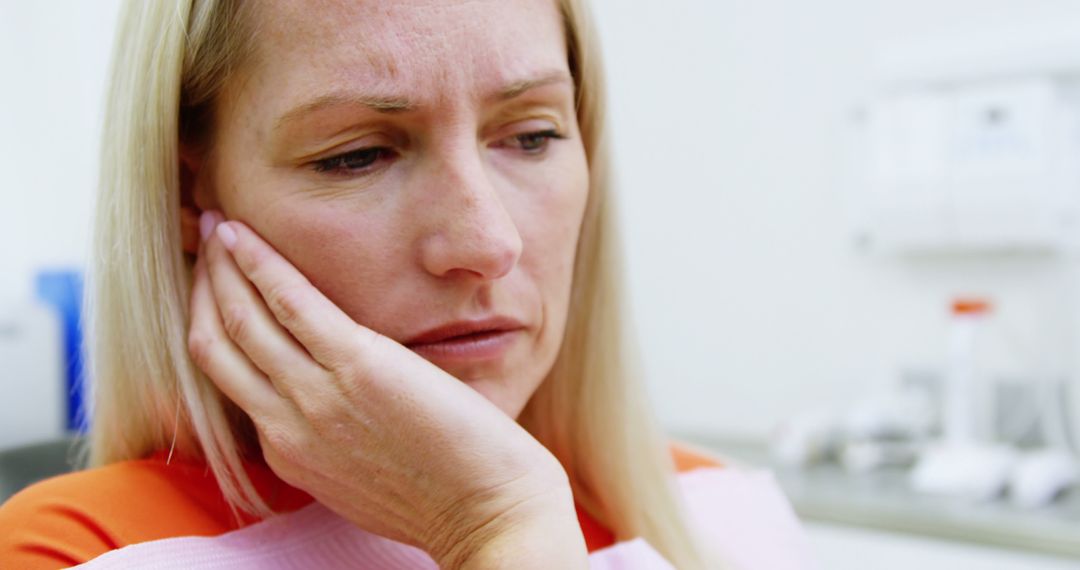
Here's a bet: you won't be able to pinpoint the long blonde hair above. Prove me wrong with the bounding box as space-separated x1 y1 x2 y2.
90 1 719 568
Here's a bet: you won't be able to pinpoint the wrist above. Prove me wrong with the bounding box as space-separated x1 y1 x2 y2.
456 509 589 570
432 483 588 570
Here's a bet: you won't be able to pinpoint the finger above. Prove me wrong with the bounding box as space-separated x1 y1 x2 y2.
213 219 381 370
203 218 329 395
188 238 286 419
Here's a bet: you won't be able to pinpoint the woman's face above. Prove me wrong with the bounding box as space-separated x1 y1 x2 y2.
191 0 589 420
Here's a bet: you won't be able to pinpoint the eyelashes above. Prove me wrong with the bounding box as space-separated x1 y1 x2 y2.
309 129 566 178
312 147 395 175
499 129 566 153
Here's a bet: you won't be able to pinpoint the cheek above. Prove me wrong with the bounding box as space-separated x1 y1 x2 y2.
235 196 413 328
514 150 590 324
519 151 590 276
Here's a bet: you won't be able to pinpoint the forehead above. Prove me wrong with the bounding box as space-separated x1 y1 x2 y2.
244 0 568 107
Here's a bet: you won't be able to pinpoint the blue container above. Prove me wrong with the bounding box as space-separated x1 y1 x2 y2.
34 270 87 432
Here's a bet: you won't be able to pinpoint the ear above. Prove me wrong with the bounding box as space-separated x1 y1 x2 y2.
179 145 217 255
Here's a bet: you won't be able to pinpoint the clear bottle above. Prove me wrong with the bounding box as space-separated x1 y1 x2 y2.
943 297 991 446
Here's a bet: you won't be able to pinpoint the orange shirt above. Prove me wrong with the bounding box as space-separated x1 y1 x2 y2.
0 442 720 568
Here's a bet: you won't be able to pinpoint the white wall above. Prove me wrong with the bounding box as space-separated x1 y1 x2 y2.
592 0 1080 440
3 1 1080 444
0 0 122 303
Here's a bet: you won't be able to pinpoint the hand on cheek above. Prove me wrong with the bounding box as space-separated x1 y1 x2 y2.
186 211 585 566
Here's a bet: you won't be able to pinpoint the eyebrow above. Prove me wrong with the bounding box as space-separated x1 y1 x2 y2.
272 70 572 134
273 95 414 133
492 71 571 102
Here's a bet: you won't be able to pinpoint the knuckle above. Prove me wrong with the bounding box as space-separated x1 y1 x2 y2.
314 332 365 380
318 326 392 390
354 325 384 352
340 325 382 369
220 303 251 345
336 372 371 405
187 330 216 371
257 422 291 455
293 388 338 426
265 283 304 326
257 424 302 476
289 382 361 439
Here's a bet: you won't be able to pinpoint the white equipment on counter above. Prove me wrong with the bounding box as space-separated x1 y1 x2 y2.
911 443 1017 502
1009 449 1079 508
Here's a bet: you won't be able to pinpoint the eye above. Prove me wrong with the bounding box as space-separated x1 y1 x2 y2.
311 147 396 176
499 129 566 155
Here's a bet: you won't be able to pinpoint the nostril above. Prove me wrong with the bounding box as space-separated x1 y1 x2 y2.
486 246 518 280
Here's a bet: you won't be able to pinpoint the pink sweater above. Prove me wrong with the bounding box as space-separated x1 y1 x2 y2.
74 467 815 569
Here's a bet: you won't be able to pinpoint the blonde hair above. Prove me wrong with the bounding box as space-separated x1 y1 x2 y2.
90 1 721 568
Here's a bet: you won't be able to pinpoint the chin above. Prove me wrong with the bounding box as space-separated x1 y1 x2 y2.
461 375 536 420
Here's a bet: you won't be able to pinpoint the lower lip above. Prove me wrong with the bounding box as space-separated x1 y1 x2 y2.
406 329 523 362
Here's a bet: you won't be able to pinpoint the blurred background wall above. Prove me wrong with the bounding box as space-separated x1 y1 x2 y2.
593 0 1080 441
0 0 121 303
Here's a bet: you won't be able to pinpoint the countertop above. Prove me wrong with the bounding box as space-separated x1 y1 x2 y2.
678 432 1080 559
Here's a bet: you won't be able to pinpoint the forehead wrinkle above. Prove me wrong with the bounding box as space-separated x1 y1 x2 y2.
254 0 570 128
272 66 572 138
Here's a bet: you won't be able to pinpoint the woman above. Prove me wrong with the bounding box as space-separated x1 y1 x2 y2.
0 0 811 568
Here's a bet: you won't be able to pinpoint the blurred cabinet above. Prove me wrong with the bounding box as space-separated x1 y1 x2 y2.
853 25 1080 254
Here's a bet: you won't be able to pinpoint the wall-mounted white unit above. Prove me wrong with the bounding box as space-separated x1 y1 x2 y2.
854 24 1080 254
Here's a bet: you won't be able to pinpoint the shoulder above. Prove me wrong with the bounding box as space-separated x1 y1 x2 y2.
669 439 725 473
0 457 232 569
669 459 812 565
665 445 816 569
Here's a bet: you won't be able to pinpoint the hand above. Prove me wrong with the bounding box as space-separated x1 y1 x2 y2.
187 211 587 568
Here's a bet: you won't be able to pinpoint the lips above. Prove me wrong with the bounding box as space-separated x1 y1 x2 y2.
403 316 526 362
404 316 526 346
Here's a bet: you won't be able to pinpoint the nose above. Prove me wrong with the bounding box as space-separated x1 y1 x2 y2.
418 150 523 281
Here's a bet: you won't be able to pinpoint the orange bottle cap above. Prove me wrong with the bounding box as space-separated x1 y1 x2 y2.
952 298 991 315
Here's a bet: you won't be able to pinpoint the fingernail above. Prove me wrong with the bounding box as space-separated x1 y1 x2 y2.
216 222 238 250
199 210 217 241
